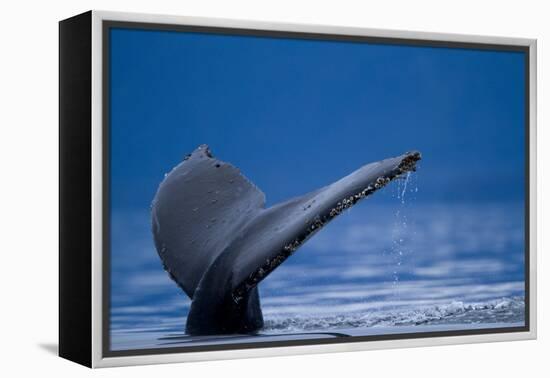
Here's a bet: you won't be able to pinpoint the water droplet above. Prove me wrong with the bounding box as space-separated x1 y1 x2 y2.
400 172 411 204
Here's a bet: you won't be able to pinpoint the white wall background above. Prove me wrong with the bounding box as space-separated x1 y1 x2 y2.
0 0 546 376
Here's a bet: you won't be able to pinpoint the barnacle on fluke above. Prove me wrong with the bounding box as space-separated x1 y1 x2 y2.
151 145 421 335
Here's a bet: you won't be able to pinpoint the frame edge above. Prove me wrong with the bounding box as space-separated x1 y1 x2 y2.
89 10 538 367
59 10 93 368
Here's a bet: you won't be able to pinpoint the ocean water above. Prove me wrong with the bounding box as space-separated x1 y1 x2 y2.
110 180 525 351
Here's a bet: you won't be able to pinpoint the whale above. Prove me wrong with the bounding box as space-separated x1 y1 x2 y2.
151 145 421 335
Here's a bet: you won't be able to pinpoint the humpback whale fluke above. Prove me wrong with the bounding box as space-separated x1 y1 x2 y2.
152 145 421 335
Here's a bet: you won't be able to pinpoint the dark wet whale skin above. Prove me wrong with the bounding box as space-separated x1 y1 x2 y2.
152 145 421 335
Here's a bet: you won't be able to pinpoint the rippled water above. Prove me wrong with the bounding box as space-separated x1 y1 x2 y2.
110 185 525 350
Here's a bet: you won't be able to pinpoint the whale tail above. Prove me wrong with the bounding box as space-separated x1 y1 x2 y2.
152 145 421 334
151 145 267 299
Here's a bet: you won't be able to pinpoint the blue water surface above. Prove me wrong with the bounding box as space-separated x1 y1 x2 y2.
110 180 525 350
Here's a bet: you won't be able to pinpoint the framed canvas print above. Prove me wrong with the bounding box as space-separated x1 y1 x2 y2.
59 10 537 368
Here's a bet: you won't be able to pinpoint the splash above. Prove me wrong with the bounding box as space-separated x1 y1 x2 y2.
263 297 525 332
388 171 418 302
399 172 411 204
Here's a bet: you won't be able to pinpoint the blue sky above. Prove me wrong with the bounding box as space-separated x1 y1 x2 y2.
109 28 526 210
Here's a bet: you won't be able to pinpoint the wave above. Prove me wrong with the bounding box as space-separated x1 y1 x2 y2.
263 297 524 333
